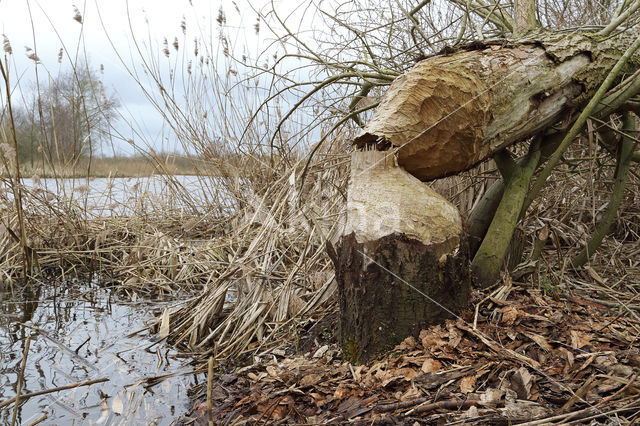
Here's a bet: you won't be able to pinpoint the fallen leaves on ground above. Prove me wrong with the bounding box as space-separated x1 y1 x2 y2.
180 288 640 425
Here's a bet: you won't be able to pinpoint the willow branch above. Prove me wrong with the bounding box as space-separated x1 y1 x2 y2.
394 0 435 52
571 112 636 268
599 1 640 37
523 33 640 214
347 81 375 127
319 10 381 69
410 0 433 16
269 72 389 151
593 67 640 118
449 0 514 33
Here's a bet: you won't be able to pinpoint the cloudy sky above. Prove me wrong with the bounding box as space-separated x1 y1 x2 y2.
0 0 277 155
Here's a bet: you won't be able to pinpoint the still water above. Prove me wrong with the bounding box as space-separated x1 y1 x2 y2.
0 176 220 424
13 174 231 216
0 281 199 425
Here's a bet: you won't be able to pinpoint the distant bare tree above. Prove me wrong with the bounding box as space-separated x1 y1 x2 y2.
23 63 119 164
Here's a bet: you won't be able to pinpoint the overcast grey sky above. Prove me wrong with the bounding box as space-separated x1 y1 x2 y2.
0 0 278 156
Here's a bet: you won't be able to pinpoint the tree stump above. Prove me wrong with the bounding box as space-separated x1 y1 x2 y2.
328 150 471 363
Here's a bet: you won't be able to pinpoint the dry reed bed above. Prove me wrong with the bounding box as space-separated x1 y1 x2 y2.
520 141 640 295
0 150 350 361
0 136 638 364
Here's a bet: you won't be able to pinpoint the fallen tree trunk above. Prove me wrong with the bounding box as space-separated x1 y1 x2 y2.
328 150 470 363
353 29 640 181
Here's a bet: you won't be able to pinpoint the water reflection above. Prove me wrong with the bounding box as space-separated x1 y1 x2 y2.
0 280 200 424
2 175 234 217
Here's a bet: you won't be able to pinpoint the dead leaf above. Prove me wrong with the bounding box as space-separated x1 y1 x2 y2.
400 387 423 401
381 368 419 388
334 383 350 399
420 327 447 349
447 323 462 348
563 348 575 368
247 372 267 382
310 392 327 407
570 330 592 349
465 405 479 418
300 373 323 388
381 376 404 388
500 305 520 325
480 388 505 406
396 336 418 351
266 365 280 379
511 367 534 399
524 332 552 352
158 307 170 339
460 375 476 393
421 358 442 373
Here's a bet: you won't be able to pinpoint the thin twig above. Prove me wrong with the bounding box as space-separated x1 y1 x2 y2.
207 356 214 426
11 334 31 426
0 378 109 409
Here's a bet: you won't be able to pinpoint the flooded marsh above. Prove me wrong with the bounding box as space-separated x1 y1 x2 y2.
0 279 201 425
0 176 219 424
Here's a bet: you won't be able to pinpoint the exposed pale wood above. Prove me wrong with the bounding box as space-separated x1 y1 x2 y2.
345 150 462 257
353 30 640 181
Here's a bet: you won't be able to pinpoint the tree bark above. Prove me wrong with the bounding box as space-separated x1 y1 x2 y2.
328 150 470 363
353 29 640 181
514 0 538 37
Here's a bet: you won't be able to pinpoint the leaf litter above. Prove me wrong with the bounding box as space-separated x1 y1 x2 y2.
180 285 640 425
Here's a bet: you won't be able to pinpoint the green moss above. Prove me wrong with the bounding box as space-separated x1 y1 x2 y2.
343 336 360 364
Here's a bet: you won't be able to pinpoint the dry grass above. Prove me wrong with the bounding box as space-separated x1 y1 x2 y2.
521 137 640 296
0 139 351 360
11 154 201 178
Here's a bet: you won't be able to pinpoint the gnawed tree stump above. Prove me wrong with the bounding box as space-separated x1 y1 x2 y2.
328 150 470 363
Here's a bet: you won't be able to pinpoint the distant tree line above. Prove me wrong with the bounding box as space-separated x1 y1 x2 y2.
6 63 118 166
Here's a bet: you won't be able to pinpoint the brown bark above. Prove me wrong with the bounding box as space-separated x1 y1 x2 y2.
353 29 640 181
328 233 470 363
